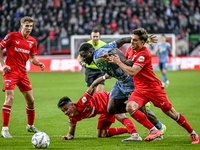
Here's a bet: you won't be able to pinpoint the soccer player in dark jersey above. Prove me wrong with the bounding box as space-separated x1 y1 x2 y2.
58 74 142 140
78 35 167 141
77 29 106 91
106 28 199 144
0 16 45 138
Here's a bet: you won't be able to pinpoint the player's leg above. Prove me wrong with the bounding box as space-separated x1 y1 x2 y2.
127 92 162 141
21 90 40 133
97 114 127 137
140 106 166 134
18 74 40 133
1 90 15 138
164 107 199 144
115 113 142 141
107 98 127 114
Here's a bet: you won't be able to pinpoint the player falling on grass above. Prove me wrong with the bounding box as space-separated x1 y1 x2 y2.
78 34 166 141
77 28 106 91
0 16 45 138
58 74 142 140
155 34 173 87
106 28 199 144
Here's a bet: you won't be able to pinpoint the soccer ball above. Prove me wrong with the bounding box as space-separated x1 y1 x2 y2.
32 132 50 149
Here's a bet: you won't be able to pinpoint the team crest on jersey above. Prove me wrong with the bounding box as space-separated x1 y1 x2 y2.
29 43 33 48
82 97 87 103
5 82 10 87
4 36 8 41
69 119 71 123
138 56 145 62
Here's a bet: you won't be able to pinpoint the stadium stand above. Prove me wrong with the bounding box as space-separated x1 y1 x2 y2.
0 0 199 55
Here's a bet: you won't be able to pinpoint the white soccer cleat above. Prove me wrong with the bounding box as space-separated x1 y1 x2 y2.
122 133 142 141
1 129 13 138
27 125 40 133
165 80 170 87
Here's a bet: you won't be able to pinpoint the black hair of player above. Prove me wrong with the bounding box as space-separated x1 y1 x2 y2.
78 43 95 53
57 96 72 108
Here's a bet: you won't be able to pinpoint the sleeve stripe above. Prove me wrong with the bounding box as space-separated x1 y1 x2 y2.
86 91 93 97
0 43 5 47
134 63 143 68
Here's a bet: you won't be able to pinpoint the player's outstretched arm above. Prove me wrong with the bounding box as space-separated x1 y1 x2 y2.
29 55 45 71
115 37 131 48
87 74 111 95
61 126 76 140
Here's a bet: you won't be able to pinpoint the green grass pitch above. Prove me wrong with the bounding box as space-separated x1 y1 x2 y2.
0 70 200 150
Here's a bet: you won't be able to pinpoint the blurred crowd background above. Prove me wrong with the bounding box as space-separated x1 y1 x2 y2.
0 0 200 56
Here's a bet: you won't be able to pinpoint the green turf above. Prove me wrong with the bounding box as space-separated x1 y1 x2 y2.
0 70 200 150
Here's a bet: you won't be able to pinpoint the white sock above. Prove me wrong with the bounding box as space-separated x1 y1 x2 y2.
190 130 196 135
150 127 158 131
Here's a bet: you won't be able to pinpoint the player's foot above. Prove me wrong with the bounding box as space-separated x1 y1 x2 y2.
190 133 199 144
144 130 162 142
1 129 13 138
165 80 170 87
160 124 166 134
27 125 40 133
122 133 142 141
145 102 151 109
162 82 165 87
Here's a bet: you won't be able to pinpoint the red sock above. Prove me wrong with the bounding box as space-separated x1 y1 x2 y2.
176 113 193 134
107 127 128 137
121 117 137 134
130 109 154 130
2 105 11 127
26 107 35 125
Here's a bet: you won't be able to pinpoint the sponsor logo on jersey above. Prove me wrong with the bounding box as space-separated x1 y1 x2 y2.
14 47 30 54
4 36 8 41
82 97 87 103
138 56 145 62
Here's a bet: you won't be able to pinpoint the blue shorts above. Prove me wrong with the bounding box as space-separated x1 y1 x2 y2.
159 62 168 70
109 75 135 99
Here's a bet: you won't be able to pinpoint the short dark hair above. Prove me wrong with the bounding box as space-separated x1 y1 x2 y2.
57 96 72 108
78 43 94 53
92 28 99 33
132 28 148 43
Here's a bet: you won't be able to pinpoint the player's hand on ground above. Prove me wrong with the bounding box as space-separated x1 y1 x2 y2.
2 65 11 73
38 62 45 71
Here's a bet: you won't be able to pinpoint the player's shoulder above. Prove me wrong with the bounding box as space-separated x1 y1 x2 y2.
139 46 151 57
27 35 36 42
99 40 107 45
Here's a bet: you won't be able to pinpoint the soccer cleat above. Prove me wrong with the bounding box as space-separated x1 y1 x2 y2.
190 133 199 144
144 130 162 142
27 125 40 133
165 80 170 87
1 129 13 138
122 133 142 141
160 124 167 134
162 82 165 87
145 102 151 109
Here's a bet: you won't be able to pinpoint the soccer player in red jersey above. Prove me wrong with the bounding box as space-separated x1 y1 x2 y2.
0 16 45 138
106 28 199 144
57 74 142 141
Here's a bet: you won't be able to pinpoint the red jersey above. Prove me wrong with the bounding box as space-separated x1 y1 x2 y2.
69 91 110 127
125 46 162 90
0 31 37 73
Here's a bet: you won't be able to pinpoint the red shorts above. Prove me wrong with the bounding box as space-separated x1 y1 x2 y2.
128 87 172 112
3 71 32 92
97 113 116 130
